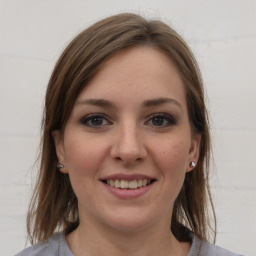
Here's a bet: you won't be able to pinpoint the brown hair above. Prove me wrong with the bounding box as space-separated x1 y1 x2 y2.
27 13 216 244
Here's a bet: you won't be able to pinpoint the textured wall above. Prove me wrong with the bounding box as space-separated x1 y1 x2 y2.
0 1 255 255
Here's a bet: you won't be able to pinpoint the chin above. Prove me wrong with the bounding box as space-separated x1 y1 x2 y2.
99 207 161 233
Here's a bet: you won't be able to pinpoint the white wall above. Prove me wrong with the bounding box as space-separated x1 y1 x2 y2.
0 1 255 255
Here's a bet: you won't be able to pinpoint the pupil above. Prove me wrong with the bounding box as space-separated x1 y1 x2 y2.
153 117 164 126
92 117 103 126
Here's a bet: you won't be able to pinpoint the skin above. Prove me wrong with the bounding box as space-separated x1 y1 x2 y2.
53 46 201 256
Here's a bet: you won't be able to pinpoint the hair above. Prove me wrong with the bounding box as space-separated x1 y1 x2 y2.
27 12 216 244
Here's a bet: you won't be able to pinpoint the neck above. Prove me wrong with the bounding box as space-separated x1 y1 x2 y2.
66 215 190 256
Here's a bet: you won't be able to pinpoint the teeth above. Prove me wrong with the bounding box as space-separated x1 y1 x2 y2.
137 180 142 187
120 180 128 188
106 179 152 189
129 180 137 189
114 180 120 188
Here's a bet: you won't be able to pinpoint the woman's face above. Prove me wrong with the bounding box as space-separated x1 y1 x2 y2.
53 46 200 232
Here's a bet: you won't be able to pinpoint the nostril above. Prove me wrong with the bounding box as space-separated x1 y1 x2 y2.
110 137 147 164
114 155 143 165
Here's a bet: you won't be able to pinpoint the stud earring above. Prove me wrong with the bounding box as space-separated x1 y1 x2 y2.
57 163 64 169
189 161 196 168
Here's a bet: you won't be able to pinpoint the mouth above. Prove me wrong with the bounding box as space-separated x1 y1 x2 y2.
101 179 156 190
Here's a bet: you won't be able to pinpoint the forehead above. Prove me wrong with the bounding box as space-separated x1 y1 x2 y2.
76 46 186 108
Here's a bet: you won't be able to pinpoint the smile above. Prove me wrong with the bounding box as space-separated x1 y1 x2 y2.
103 179 155 189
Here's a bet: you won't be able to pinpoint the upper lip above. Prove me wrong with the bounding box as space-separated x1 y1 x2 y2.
100 173 156 181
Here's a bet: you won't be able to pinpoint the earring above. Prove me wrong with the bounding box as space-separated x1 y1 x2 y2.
189 161 196 168
57 163 64 169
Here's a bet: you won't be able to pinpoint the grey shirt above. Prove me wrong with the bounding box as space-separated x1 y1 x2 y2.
15 232 243 256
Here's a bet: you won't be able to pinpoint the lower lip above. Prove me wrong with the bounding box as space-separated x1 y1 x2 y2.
102 182 154 199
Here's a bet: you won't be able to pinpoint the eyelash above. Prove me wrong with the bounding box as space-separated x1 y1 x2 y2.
146 113 176 127
80 113 176 128
80 114 112 128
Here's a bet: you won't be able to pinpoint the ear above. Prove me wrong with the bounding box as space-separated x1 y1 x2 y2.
186 133 201 173
52 130 68 174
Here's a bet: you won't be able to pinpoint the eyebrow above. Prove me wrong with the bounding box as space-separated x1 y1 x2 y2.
143 97 182 110
75 99 115 108
75 97 182 110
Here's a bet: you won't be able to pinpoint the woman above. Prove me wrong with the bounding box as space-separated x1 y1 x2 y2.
16 13 242 256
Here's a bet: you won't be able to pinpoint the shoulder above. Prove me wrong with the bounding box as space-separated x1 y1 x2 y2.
14 239 50 256
14 232 73 256
189 235 244 256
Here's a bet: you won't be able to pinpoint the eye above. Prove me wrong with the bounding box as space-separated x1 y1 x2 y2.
146 113 176 127
80 114 111 127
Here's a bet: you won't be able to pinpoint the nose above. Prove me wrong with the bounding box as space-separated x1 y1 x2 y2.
110 122 147 166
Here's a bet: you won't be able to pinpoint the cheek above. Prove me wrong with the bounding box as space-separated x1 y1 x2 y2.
64 134 107 178
151 137 190 195
63 135 108 202
154 139 189 172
